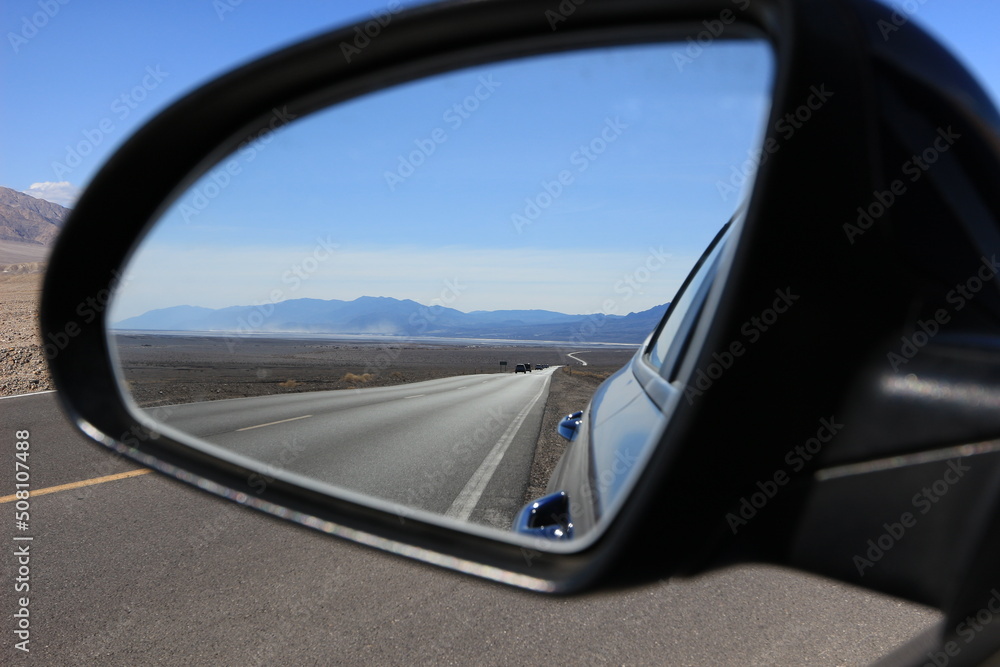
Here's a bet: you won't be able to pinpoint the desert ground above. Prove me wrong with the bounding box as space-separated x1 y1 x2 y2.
0 269 52 396
0 238 49 265
113 332 632 406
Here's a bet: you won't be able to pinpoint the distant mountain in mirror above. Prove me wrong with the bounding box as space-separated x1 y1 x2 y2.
115 296 669 344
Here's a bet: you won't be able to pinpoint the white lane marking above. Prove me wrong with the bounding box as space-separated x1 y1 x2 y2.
0 390 57 400
404 394 426 399
446 378 550 522
236 414 312 431
566 352 588 366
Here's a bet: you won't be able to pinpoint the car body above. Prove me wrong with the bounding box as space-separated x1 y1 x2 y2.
514 364 527 374
516 223 732 537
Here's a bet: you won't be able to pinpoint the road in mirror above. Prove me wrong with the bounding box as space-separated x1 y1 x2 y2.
107 40 773 543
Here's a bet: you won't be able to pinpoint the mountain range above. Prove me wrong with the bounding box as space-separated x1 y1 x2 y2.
116 296 669 344
0 186 69 246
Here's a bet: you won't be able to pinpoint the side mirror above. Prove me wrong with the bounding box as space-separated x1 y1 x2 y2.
557 412 584 442
40 5 1000 664
513 491 573 540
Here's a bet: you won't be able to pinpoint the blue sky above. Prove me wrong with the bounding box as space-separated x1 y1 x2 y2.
108 40 771 319
3 0 999 319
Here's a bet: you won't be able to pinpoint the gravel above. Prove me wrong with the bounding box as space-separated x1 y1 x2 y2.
0 270 54 397
521 365 621 505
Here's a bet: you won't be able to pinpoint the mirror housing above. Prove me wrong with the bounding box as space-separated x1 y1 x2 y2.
40 7 1000 663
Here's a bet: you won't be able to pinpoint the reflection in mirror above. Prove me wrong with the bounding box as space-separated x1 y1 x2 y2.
108 40 773 543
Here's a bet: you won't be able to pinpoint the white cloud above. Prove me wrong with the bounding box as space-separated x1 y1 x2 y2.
21 181 80 208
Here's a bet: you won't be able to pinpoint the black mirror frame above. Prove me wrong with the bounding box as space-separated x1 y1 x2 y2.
40 0 1000 636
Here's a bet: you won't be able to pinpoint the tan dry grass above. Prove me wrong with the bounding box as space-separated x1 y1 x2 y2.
561 365 615 382
341 372 374 384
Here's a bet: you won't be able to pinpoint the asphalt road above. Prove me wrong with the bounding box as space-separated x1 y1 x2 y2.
0 390 941 665
152 369 555 529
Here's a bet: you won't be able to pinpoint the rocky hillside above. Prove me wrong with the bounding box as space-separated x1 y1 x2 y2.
0 186 68 245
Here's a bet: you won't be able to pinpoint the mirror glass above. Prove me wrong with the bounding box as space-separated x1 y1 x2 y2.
107 40 773 544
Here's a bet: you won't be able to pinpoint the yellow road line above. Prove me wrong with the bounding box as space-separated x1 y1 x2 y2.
0 468 152 503
236 414 312 432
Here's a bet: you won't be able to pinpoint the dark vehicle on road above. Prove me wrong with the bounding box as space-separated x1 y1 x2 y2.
514 364 527 374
